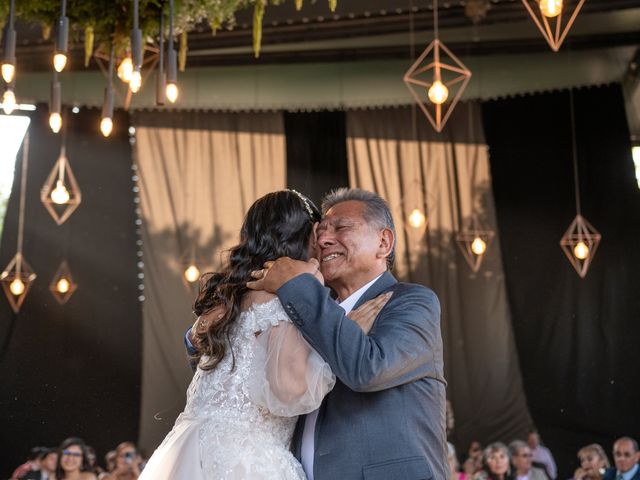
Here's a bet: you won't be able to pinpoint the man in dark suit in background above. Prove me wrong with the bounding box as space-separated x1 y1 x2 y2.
603 437 640 480
248 188 448 480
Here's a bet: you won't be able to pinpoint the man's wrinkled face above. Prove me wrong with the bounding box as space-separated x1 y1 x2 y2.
315 200 386 293
613 439 639 473
512 447 532 472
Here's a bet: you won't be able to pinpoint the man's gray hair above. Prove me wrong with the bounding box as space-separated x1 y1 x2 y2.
509 440 529 456
321 187 396 269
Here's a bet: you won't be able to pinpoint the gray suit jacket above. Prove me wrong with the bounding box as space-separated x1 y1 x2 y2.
277 271 448 480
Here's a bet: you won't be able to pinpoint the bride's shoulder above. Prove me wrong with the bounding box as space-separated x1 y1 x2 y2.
241 291 278 311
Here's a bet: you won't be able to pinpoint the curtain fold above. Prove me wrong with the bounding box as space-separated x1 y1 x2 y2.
133 111 286 453
346 105 533 450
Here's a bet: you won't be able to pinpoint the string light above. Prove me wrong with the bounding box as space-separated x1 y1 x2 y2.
117 57 134 83
49 112 62 133
100 46 115 137
166 0 179 103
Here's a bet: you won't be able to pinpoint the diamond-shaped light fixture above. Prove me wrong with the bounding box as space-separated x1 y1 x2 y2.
1 253 37 313
41 146 81 225
456 223 495 273
559 214 601 278
521 0 585 52
404 0 471 133
49 260 78 304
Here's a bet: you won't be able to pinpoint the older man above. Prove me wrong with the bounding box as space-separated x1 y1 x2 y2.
603 437 640 480
509 441 548 480
248 188 447 480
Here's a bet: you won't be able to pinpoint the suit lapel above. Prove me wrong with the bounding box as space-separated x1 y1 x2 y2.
351 271 397 311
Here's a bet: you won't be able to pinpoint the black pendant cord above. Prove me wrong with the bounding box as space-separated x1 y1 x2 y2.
569 88 582 216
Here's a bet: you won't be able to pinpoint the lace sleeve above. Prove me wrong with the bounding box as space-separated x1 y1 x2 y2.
248 320 336 417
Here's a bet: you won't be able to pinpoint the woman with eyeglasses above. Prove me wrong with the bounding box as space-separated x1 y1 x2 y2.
101 442 143 480
54 437 97 480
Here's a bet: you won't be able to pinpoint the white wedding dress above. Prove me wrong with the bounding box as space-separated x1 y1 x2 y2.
139 298 335 480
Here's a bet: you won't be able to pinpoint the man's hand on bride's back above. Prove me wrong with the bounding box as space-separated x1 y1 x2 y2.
347 291 393 335
247 257 322 293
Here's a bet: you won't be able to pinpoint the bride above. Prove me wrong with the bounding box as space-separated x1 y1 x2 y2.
139 190 387 479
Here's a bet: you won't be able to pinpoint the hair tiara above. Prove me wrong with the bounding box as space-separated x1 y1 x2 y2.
286 189 316 219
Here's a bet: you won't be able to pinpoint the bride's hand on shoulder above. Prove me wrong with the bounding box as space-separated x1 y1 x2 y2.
348 291 393 335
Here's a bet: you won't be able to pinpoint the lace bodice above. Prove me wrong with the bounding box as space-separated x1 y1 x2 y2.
183 298 298 443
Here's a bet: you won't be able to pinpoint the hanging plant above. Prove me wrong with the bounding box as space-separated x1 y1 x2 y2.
0 0 339 60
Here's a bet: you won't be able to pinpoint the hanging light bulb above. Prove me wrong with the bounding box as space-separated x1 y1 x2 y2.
166 82 179 103
53 0 70 72
408 208 426 229
9 278 25 296
49 112 62 133
100 117 113 137
56 277 70 293
428 80 449 105
53 53 68 72
165 0 179 104
471 236 487 255
539 0 562 18
1 63 15 84
573 241 589 260
2 89 17 115
2 0 17 83
117 57 134 83
129 69 142 93
51 179 70 204
184 264 200 283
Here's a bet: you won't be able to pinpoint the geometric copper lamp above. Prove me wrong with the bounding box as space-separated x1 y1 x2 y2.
404 0 472 133
521 0 585 52
49 260 78 304
559 89 601 278
1 134 37 313
456 217 495 273
40 144 81 225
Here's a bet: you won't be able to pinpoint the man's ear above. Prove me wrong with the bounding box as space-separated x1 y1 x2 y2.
377 228 395 260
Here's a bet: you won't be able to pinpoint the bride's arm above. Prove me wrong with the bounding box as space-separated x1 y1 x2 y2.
248 320 335 417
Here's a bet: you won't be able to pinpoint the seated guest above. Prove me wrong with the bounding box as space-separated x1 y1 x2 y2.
101 442 142 480
98 451 117 479
572 444 610 480
19 448 57 480
528 430 558 480
55 437 97 480
449 442 469 480
12 447 46 479
509 440 548 480
464 441 485 475
474 442 515 480
603 437 640 480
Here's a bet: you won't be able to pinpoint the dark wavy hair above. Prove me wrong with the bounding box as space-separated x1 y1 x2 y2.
192 190 320 371
55 437 92 479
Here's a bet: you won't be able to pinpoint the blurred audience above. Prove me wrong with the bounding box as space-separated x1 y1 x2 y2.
55 437 97 480
449 442 470 480
528 430 558 480
474 442 515 480
11 447 46 479
602 437 640 480
100 442 142 480
572 444 610 480
18 448 57 480
509 440 549 480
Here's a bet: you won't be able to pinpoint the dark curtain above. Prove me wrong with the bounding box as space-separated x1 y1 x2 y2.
483 84 640 478
284 111 349 206
0 107 140 477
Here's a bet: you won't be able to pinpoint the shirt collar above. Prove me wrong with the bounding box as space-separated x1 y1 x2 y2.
338 274 383 314
620 463 639 480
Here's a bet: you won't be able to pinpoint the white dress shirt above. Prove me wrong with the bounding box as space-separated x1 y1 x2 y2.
300 274 383 480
